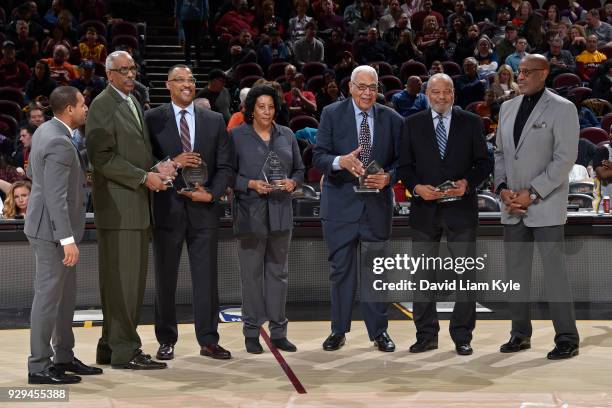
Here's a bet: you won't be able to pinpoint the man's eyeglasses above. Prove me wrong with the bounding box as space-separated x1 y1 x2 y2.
517 68 545 76
168 77 197 84
109 66 138 75
352 82 378 93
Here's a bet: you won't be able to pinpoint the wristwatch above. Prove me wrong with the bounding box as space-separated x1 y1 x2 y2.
528 187 540 204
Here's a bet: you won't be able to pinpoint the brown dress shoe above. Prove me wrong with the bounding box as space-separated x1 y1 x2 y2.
200 344 232 359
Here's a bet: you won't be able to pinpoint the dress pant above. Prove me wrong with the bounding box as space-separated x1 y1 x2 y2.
182 20 202 64
27 237 76 373
153 223 219 346
503 221 579 345
411 210 477 345
238 231 291 339
322 212 389 340
96 229 149 365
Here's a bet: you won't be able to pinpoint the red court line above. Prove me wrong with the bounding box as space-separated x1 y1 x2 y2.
260 328 307 394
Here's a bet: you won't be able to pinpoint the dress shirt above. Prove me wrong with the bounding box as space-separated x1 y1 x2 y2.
513 86 545 148
332 99 375 170
171 102 195 149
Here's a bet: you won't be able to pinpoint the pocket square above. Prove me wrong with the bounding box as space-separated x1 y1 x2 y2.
533 122 547 129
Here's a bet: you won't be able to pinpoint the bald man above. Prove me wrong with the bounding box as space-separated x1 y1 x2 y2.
494 54 580 360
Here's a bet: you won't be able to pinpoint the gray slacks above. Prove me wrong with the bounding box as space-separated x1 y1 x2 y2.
27 237 76 374
237 231 291 339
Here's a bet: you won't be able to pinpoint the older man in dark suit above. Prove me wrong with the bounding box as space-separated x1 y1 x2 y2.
313 65 403 352
145 64 234 361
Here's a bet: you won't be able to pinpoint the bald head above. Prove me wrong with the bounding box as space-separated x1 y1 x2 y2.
517 54 548 95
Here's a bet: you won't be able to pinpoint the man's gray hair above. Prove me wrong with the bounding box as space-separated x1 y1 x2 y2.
428 73 454 88
105 51 132 70
350 65 378 83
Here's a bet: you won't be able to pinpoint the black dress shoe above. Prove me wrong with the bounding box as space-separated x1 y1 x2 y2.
271 337 297 352
409 338 438 353
455 343 473 355
500 336 531 353
201 344 232 359
111 351 168 370
55 358 103 375
322 333 345 351
547 342 579 360
373 332 395 352
28 367 81 384
156 344 175 360
245 337 263 354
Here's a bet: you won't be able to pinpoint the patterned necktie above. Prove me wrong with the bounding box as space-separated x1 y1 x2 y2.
359 111 372 165
179 110 191 152
126 96 141 129
435 114 447 159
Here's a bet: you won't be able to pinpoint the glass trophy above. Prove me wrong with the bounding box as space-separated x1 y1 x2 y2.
262 151 288 190
181 160 208 192
436 180 462 203
150 156 175 187
354 160 383 193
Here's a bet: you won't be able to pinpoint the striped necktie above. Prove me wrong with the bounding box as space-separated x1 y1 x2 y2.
179 110 191 152
435 114 447 159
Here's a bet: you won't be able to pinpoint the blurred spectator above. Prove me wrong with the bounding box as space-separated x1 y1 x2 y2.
26 103 47 127
561 2 587 25
391 76 429 117
400 0 421 22
514 1 544 52
453 23 479 64
575 99 601 129
293 21 324 68
474 89 495 118
176 0 208 67
495 23 518 66
44 0 65 27
568 24 587 56
16 38 41 68
11 124 36 170
447 1 473 29
8 3 44 42
42 44 80 85
585 8 612 48
78 26 108 63
255 0 285 37
41 25 72 56
588 59 611 100
280 63 297 92
269 80 290 126
227 87 250 131
258 30 290 71
343 0 362 26
55 10 78 45
284 73 317 115
325 28 352 67
544 5 560 33
423 28 449 67
455 57 485 108
348 2 378 39
215 0 258 37
194 97 212 110
606 2 612 25
504 37 529 73
392 29 424 65
474 35 498 80
358 27 392 64
0 41 31 89
1 180 31 219
0 154 24 185
316 79 343 115
228 29 257 69
491 64 519 102
411 0 443 33
416 15 439 49
378 0 402 36
317 0 344 32
69 60 106 97
333 50 357 82
489 7 511 43
24 60 58 103
384 12 410 45
196 69 231 122
545 37 576 85
576 35 608 81
7 19 31 53
288 0 313 44
132 80 151 111
77 0 108 22
577 138 597 168
448 15 468 45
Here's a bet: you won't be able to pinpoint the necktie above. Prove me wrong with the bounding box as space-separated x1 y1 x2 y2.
359 111 372 165
435 114 447 159
126 96 141 129
179 110 191 152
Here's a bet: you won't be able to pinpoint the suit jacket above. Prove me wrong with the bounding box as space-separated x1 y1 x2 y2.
24 118 86 243
145 103 235 229
313 98 403 240
231 123 304 233
494 88 579 227
85 85 154 230
398 107 492 235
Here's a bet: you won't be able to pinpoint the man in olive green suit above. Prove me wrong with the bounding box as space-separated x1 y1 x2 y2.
86 51 170 369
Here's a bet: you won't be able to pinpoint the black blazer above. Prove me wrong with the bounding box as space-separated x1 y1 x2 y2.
398 107 492 234
145 103 235 229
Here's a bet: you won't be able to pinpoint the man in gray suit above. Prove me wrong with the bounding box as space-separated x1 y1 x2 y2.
25 86 103 384
494 54 580 360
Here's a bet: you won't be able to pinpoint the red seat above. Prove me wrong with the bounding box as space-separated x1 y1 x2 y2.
379 75 402 92
111 34 139 51
306 166 323 183
580 127 608 145
301 144 313 167
267 61 289 80
0 114 18 137
599 44 612 59
0 87 24 106
234 62 264 81
339 76 351 96
385 89 401 102
552 73 581 89
0 100 23 122
305 75 324 93
301 62 327 80
238 75 263 89
289 115 319 132
371 61 393 76
441 61 461 76
465 101 483 113
399 61 427 82
78 20 106 37
601 113 612 133
567 86 592 104
110 21 139 39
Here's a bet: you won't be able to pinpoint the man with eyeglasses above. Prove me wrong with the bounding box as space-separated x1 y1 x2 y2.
398 73 492 356
86 50 171 370
145 64 234 362
313 65 403 352
494 54 580 360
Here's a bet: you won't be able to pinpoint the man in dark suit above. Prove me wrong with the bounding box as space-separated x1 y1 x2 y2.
86 51 169 370
313 65 403 352
25 86 102 384
398 73 492 355
145 64 234 361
